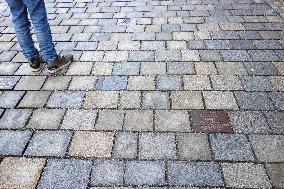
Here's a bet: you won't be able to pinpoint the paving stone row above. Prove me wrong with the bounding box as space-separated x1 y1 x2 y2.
0 0 284 187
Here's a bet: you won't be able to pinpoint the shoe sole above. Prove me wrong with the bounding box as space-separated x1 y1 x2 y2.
31 63 44 73
48 60 72 74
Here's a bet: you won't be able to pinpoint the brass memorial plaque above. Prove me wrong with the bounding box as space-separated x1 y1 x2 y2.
191 110 232 133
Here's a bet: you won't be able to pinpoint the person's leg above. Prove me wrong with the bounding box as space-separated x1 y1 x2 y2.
22 0 57 62
5 0 39 60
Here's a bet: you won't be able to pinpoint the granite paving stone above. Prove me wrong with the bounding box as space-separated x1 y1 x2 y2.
265 163 284 188
183 75 212 90
124 110 153 131
265 111 284 134
210 133 255 161
269 92 284 110
96 110 124 130
167 62 195 74
91 160 124 186
156 75 182 90
112 62 140 76
18 91 51 108
0 109 32 129
222 163 272 188
128 76 155 90
0 157 45 189
113 132 138 159
66 61 93 75
0 76 20 89
155 110 191 132
0 91 25 108
234 92 274 110
140 62 166 75
68 131 115 158
0 130 32 155
96 76 127 90
69 76 96 90
61 109 97 130
37 159 92 189
249 135 284 162
0 62 20 75
120 91 141 109
203 91 238 110
229 111 271 134
240 76 272 91
269 76 284 91
14 76 46 90
47 91 85 108
168 161 224 186
124 161 166 186
171 91 204 109
139 133 176 159
177 133 211 160
42 76 71 91
25 131 72 157
194 62 217 75
84 91 119 109
27 109 65 130
272 62 284 75
244 62 278 76
211 75 243 90
142 91 170 109
92 62 113 76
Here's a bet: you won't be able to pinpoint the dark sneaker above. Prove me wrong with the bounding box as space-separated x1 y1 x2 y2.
29 54 44 72
47 54 73 74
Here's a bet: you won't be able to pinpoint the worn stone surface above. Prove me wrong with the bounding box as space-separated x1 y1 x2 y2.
1 0 284 187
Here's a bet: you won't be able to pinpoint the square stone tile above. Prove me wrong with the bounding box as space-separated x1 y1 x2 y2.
241 76 272 92
139 133 176 159
0 109 32 129
194 62 217 75
140 62 166 75
244 62 277 76
215 62 248 75
0 76 20 89
91 160 124 186
168 161 224 187
69 76 97 90
211 75 243 90
156 75 182 90
112 62 140 76
96 76 127 90
183 75 212 90
92 62 113 76
249 135 284 162
18 91 51 108
203 91 238 110
269 92 284 110
25 131 72 157
229 111 270 134
124 110 153 131
96 110 124 130
27 109 65 129
42 76 72 90
222 163 271 188
210 133 254 161
84 91 119 109
265 163 284 188
120 91 141 109
191 110 232 133
124 161 166 186
0 91 25 108
171 91 204 109
0 157 45 189
47 91 85 108
68 131 115 158
177 133 211 160
61 109 97 130
234 92 274 110
128 76 155 90
155 110 190 132
167 62 195 74
37 159 92 189
265 111 284 134
14 76 46 90
113 132 138 159
269 76 284 91
142 92 170 109
0 130 32 155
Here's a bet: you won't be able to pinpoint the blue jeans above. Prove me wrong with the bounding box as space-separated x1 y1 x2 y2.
5 0 57 61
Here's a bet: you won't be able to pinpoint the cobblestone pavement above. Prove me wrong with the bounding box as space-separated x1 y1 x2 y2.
0 0 284 188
